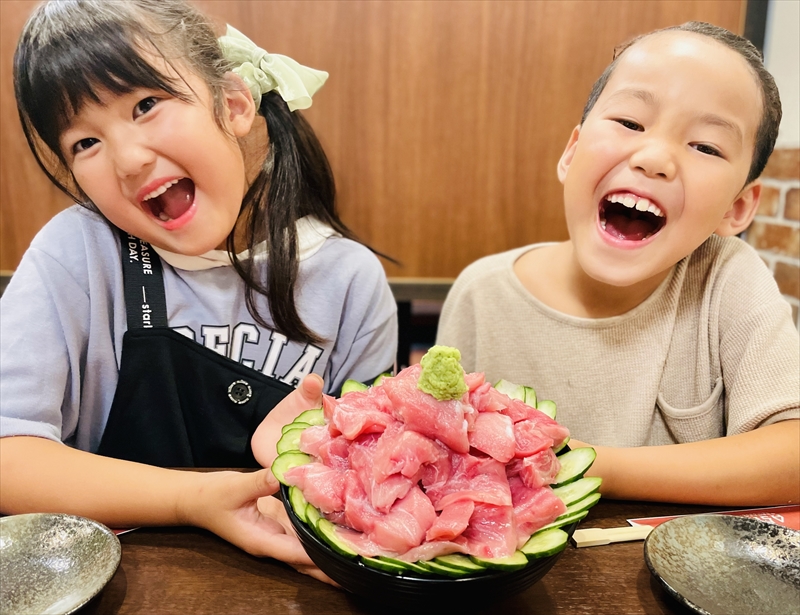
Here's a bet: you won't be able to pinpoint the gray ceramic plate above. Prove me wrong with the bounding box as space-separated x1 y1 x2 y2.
0 513 121 615
644 514 800 615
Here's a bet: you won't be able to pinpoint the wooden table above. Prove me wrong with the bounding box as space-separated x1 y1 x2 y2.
81 498 719 615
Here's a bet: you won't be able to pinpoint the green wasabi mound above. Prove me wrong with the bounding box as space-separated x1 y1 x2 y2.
417 345 468 401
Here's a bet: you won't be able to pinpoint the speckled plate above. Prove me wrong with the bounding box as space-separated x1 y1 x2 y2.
0 513 121 615
644 514 800 615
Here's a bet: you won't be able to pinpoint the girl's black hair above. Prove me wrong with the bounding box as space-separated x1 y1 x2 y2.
14 0 386 344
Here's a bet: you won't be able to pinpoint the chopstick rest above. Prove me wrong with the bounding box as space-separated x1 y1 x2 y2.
571 525 653 548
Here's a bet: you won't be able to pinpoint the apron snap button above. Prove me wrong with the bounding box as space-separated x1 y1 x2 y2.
228 380 253 404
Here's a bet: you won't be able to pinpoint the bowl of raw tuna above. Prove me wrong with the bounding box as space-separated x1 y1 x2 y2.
273 346 601 612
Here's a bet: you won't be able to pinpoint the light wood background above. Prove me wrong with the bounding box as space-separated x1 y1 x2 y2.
0 0 744 277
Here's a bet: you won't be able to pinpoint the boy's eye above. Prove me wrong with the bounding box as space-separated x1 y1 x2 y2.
693 143 722 157
72 137 99 155
133 96 159 118
615 119 643 131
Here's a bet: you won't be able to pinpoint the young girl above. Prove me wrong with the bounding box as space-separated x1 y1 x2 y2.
0 0 396 582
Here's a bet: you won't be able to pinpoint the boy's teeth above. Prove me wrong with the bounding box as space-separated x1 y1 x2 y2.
143 178 181 201
159 212 171 221
607 193 664 217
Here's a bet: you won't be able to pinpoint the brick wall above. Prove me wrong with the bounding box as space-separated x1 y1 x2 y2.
745 148 800 328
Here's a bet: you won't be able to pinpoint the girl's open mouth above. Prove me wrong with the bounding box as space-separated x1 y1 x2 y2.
599 192 666 241
141 177 195 223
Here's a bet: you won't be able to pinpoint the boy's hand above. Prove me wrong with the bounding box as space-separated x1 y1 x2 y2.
184 468 336 586
251 374 325 469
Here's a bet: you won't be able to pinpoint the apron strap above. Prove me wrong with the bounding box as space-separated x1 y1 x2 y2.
118 229 168 329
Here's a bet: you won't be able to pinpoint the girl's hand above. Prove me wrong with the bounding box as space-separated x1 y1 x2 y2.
184 468 336 586
251 374 325 468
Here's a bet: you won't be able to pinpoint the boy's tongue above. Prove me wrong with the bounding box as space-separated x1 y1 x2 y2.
604 211 653 241
149 178 195 220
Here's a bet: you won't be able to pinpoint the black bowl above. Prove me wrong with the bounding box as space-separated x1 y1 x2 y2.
280 484 577 613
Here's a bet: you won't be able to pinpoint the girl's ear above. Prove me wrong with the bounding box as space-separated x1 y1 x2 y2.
715 180 761 237
557 125 582 184
222 72 257 137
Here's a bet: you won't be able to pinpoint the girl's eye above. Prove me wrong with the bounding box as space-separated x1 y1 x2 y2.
615 119 643 131
72 137 99 155
133 96 158 118
693 143 722 157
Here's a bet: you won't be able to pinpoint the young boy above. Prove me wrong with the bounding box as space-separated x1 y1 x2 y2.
436 22 800 506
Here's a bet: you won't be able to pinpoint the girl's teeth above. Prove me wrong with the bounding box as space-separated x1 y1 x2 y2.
144 178 181 201
635 199 649 212
159 212 171 222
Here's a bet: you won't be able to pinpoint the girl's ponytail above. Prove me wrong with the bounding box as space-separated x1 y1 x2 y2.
231 92 341 344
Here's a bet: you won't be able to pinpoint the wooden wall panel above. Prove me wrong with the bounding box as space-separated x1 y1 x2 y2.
1 0 744 276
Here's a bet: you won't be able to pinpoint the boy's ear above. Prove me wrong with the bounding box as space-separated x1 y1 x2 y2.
557 125 582 184
222 72 257 137
715 180 761 236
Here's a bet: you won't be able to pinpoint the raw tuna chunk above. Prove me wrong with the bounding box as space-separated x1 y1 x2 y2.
509 476 567 544
298 424 330 457
428 453 512 509
325 387 397 440
513 420 556 457
426 498 475 541
469 381 510 413
343 470 382 533
456 503 517 559
369 485 437 553
382 365 473 453
283 463 347 514
516 448 561 489
467 411 516 463
348 434 412 513
373 422 449 482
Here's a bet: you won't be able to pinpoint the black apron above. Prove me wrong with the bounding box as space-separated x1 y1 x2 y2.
97 231 295 468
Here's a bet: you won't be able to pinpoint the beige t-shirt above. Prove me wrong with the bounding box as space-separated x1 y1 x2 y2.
437 235 799 447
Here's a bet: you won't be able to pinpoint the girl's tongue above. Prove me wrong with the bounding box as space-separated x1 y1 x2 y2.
145 178 195 221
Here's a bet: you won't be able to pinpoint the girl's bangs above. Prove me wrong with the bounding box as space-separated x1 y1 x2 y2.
17 18 185 168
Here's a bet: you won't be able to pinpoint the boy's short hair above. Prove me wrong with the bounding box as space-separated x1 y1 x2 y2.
580 21 781 185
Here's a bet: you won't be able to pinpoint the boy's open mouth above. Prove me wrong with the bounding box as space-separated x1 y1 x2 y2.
142 178 195 222
599 192 666 241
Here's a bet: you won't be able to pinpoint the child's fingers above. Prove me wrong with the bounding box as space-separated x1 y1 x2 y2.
299 373 324 401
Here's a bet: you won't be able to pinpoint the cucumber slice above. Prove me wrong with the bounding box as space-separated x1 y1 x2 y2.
493 379 526 402
316 518 358 559
552 476 603 506
271 451 311 485
376 556 433 576
470 550 528 571
537 399 556 419
523 386 537 408
361 556 406 574
520 527 569 559
305 504 322 529
416 560 468 578
553 436 570 454
294 408 325 426
373 373 391 386
276 426 305 454
536 509 589 533
341 379 369 395
550 447 596 488
434 554 486 573
288 486 309 522
557 491 601 519
282 421 310 434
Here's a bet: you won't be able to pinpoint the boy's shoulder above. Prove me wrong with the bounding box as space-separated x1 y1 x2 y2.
454 243 546 287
